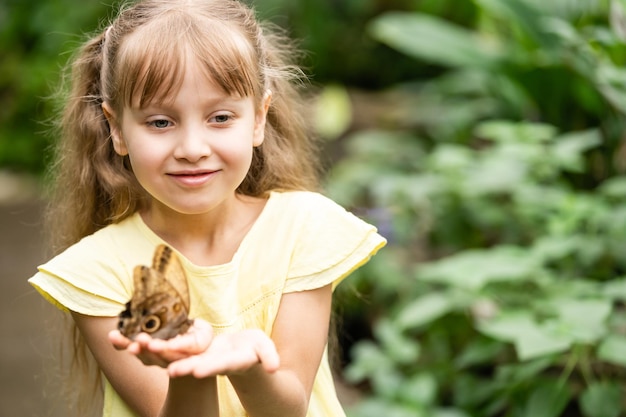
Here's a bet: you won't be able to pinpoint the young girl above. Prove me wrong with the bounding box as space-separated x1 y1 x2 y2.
29 0 385 416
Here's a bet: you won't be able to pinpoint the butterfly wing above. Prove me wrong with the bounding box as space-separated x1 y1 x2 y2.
152 244 190 312
118 245 193 340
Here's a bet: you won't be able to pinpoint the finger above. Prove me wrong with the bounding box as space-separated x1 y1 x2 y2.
159 319 213 353
108 330 131 350
118 332 149 355
134 332 153 346
147 332 209 355
167 355 206 378
126 341 143 355
146 337 170 352
255 337 280 373
168 348 260 378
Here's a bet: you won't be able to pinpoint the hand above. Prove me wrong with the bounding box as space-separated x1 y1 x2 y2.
167 329 280 379
108 319 214 368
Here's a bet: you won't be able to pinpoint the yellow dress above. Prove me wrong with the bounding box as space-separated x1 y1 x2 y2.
29 191 386 416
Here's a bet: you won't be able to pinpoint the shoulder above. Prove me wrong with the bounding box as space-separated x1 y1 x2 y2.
271 190 376 233
48 213 152 268
273 190 332 205
269 190 353 221
271 191 386 291
29 214 158 315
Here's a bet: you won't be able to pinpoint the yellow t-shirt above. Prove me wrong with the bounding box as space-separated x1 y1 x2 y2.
29 191 386 417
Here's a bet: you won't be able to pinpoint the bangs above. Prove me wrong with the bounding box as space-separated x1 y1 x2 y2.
115 10 260 109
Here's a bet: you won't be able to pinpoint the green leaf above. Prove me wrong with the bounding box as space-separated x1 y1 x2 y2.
348 398 426 417
475 120 558 144
531 235 582 263
595 63 626 114
344 341 392 383
453 374 499 408
474 0 560 48
580 381 622 417
477 312 572 360
602 278 626 301
371 368 406 400
597 334 626 367
598 176 626 199
455 338 505 369
495 356 556 384
395 292 458 330
550 129 602 172
417 246 540 290
522 379 571 417
428 144 474 173
611 0 626 42
462 150 528 195
373 319 421 364
369 12 501 68
398 373 438 407
549 298 611 343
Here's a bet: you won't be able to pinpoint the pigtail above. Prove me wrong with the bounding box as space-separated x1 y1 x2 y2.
43 28 132 417
46 27 142 255
240 22 322 196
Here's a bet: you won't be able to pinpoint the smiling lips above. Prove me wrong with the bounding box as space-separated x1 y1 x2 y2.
168 170 219 186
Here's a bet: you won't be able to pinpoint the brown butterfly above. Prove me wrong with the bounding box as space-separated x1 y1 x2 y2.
118 244 193 340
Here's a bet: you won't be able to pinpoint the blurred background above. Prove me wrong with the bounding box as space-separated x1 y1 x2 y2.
3 0 626 416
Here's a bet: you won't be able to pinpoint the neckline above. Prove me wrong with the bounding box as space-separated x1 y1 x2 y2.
133 192 278 273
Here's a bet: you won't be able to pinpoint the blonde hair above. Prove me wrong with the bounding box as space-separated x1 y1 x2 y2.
45 0 319 414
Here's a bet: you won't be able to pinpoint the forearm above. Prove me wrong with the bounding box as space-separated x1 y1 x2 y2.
159 376 219 417
229 365 309 417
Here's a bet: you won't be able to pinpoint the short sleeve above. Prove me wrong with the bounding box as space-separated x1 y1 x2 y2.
283 193 386 293
28 234 134 317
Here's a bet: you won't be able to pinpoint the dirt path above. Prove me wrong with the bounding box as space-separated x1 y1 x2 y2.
0 197 65 417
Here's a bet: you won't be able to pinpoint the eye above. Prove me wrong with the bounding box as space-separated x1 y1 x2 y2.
211 113 233 124
141 315 161 333
149 119 171 129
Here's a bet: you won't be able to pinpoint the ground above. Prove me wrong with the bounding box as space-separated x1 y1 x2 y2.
0 182 62 417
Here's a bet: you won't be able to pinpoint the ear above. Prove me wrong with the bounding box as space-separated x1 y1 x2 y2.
253 90 272 147
102 102 128 156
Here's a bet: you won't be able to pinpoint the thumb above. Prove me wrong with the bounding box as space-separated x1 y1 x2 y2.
253 332 280 373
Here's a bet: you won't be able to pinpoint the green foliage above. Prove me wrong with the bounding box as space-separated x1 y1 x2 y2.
326 0 626 416
251 0 444 88
0 0 119 173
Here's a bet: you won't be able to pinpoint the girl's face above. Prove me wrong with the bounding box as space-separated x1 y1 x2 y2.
104 58 270 217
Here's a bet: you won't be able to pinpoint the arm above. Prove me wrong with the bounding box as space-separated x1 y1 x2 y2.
231 283 333 416
166 284 333 417
71 313 219 417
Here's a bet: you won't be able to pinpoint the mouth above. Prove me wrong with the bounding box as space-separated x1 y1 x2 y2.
167 170 219 186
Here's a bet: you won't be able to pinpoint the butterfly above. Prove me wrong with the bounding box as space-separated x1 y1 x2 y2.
118 244 193 340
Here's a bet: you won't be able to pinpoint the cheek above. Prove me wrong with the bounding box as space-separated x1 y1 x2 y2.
220 141 255 167
125 145 164 177
214 129 256 163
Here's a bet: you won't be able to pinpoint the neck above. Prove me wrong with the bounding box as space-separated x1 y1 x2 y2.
140 194 267 266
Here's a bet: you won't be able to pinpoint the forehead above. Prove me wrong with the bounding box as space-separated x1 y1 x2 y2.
114 12 260 109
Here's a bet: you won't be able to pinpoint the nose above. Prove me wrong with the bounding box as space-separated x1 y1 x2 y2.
173 123 212 162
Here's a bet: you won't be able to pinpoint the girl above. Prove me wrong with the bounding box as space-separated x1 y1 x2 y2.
29 0 385 416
